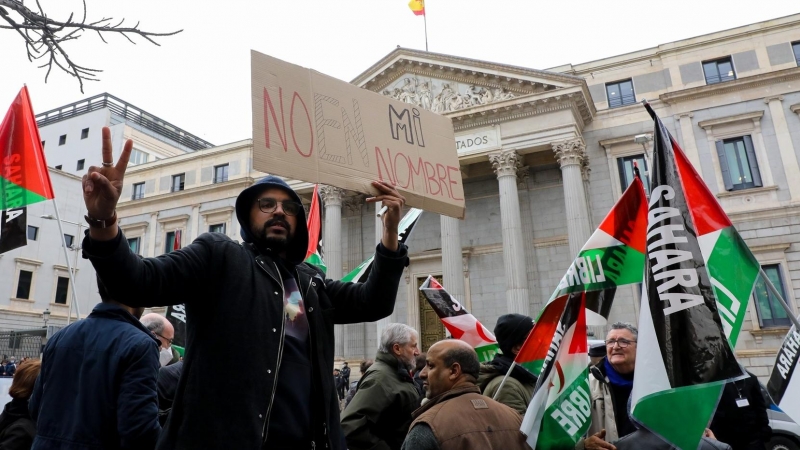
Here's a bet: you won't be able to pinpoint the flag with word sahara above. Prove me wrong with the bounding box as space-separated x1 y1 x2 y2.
304 184 326 273
0 87 54 254
768 325 800 425
341 208 422 283
520 293 590 449
419 276 499 363
516 174 648 376
630 103 749 450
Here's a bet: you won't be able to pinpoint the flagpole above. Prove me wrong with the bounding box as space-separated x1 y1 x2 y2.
491 361 517 401
423 4 428 52
760 267 800 331
50 199 81 325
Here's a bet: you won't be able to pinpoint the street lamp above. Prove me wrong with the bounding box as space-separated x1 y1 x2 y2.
42 308 50 328
40 214 83 324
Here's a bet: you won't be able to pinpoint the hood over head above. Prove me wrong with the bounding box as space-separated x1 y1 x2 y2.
235 175 308 265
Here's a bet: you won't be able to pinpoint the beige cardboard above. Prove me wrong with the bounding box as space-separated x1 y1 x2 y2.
251 50 465 219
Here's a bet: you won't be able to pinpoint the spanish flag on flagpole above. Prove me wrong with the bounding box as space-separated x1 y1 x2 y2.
408 0 425 16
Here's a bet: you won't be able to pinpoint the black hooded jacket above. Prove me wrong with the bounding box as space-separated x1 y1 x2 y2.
83 176 408 450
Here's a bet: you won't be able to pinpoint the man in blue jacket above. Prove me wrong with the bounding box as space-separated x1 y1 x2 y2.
29 275 161 449
79 127 408 449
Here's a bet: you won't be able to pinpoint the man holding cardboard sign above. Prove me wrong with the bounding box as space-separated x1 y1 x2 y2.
80 126 410 450
251 50 466 220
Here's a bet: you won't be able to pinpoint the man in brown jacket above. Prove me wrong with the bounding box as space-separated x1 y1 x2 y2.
401 340 530 450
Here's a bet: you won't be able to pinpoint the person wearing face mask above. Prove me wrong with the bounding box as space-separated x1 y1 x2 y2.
29 275 161 449
141 314 177 367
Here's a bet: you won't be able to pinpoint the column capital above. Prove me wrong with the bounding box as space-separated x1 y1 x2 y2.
765 95 784 104
674 112 694 120
319 185 345 207
489 150 522 179
342 195 366 215
552 139 587 169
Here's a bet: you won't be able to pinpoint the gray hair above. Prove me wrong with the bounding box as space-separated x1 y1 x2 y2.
609 322 638 339
141 315 166 335
378 323 418 354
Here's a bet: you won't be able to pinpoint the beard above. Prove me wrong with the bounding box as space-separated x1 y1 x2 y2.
253 218 293 253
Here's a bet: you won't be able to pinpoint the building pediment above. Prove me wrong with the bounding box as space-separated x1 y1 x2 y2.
352 48 596 125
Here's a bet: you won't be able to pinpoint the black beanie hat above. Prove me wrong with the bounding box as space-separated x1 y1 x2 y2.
494 314 535 356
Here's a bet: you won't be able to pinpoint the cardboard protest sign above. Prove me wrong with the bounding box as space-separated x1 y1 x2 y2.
251 51 465 219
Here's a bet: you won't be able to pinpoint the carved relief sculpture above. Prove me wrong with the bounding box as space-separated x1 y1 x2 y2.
383 76 516 113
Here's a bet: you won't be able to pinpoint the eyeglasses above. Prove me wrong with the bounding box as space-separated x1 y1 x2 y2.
155 333 173 345
256 198 303 216
606 338 636 348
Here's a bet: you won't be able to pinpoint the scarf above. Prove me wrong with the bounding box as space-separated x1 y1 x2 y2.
604 358 634 387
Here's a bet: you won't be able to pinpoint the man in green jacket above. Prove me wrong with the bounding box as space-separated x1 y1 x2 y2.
341 323 421 450
478 314 536 415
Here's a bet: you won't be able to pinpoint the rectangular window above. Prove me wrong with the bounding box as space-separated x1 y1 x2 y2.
171 174 185 192
77 159 85 171
132 182 145 200
41 141 45 148
54 277 69 305
753 264 791 328
793 42 800 66
605 79 635 108
617 154 651 194
58 134 66 146
703 57 736 85
27 225 38 241
129 149 149 166
209 223 226 234
55 165 62 170
81 128 89 139
715 136 762 191
63 234 74 248
165 231 176 253
128 237 141 255
213 164 229 184
16 270 33 299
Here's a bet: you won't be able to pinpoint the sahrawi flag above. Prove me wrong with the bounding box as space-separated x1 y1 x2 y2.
419 276 499 362
768 325 800 425
631 103 748 450
341 208 422 283
520 293 589 449
304 184 326 273
516 175 648 376
0 86 54 254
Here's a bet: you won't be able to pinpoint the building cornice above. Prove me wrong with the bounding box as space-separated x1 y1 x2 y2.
660 67 800 105
697 111 764 129
118 178 254 212
125 139 252 174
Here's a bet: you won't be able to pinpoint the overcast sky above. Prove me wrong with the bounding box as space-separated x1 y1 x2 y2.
2 1 798 146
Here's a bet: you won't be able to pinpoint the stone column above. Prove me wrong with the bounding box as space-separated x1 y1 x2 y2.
374 201 393 346
147 212 158 257
553 139 592 258
489 150 530 316
440 215 465 303
189 205 201 241
343 198 366 360
676 113 702 171
320 185 345 359
766 96 800 200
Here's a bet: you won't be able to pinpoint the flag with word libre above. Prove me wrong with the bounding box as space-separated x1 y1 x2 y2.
341 208 422 283
515 175 648 376
0 87 54 254
419 276 498 363
520 293 590 449
768 326 800 425
304 184 326 273
408 0 425 16
630 103 747 450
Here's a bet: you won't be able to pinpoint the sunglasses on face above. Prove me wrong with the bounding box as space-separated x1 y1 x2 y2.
256 197 303 216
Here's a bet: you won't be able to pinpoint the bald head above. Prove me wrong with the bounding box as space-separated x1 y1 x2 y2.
140 313 174 349
421 340 480 399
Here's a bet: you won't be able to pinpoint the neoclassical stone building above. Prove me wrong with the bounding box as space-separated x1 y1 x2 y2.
33 13 800 380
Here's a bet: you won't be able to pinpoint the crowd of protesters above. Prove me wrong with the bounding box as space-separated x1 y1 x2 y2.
3 127 779 450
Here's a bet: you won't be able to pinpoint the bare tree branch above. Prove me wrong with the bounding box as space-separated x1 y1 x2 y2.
1 0 182 92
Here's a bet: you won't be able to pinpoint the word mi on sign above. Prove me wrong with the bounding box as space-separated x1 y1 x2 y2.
389 105 425 148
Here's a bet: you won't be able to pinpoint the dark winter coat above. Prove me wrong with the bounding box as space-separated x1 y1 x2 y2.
0 398 35 450
341 352 421 450
613 429 732 450
710 372 771 449
29 303 161 449
82 176 408 450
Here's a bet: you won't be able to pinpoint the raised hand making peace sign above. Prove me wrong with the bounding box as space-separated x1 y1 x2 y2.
82 126 132 240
